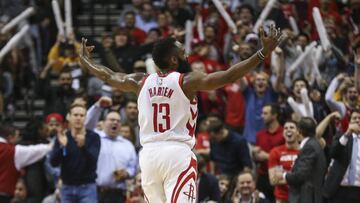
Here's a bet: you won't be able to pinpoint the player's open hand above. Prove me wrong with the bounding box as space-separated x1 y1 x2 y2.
260 24 284 56
80 37 95 59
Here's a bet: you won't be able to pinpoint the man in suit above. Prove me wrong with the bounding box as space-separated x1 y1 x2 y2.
196 154 221 203
274 117 326 203
323 109 360 203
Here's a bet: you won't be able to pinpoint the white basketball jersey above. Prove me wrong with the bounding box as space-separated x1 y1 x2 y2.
137 72 197 148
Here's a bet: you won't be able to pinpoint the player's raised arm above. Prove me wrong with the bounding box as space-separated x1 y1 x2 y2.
183 25 283 92
79 38 145 93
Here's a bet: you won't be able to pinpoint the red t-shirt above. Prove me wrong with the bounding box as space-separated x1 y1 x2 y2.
256 126 285 175
224 82 245 128
268 145 299 201
131 28 147 45
195 132 210 150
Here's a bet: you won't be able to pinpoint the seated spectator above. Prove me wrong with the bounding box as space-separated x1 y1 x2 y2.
11 178 28 203
156 12 173 38
119 122 136 146
218 175 231 203
197 154 221 203
110 27 153 74
227 169 269 203
165 0 193 27
135 3 158 32
123 11 147 45
125 173 145 203
42 179 62 203
39 68 77 117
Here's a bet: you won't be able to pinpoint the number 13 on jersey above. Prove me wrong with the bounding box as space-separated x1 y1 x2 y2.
152 103 170 132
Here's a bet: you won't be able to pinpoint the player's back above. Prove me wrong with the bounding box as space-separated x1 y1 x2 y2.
137 71 197 148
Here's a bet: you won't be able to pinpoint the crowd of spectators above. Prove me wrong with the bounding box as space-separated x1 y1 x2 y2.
1 0 360 203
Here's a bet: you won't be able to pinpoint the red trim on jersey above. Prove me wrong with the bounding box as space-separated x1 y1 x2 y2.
157 70 175 77
190 108 198 120
144 193 150 203
190 98 197 105
186 121 196 137
178 73 185 87
171 158 197 203
139 74 150 89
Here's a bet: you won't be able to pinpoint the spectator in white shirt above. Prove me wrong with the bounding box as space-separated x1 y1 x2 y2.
0 125 52 203
85 96 138 203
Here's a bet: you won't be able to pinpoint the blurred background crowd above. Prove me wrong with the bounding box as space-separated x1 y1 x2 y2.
1 0 360 203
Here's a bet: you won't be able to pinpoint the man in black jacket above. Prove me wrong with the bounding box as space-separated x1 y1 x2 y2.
50 104 100 203
323 109 360 203
274 117 326 203
196 154 221 203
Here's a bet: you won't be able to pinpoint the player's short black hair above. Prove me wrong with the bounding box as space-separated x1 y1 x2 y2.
152 37 178 70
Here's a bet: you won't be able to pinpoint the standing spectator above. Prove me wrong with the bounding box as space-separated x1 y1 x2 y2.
50 104 100 203
223 80 246 134
0 125 52 203
254 104 285 202
275 117 326 203
228 169 269 203
323 109 360 203
287 78 327 122
242 72 279 144
268 120 300 203
43 113 64 188
208 117 252 177
85 96 138 203
325 73 359 133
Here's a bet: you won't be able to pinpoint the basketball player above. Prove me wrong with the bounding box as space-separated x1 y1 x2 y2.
79 25 283 203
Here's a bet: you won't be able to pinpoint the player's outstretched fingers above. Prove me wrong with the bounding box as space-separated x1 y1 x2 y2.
259 26 265 39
